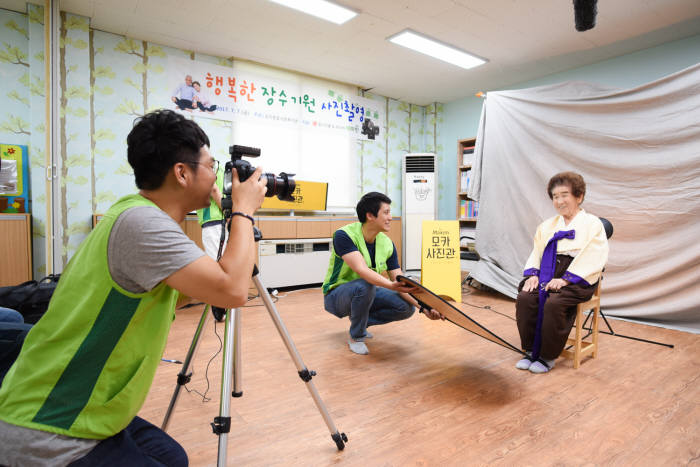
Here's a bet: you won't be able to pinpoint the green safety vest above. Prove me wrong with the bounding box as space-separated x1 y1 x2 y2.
322 222 394 295
196 166 224 225
0 194 180 439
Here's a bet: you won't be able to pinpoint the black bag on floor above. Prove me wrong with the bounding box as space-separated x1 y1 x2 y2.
0 274 61 324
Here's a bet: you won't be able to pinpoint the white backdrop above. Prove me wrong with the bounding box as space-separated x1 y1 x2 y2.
468 63 700 333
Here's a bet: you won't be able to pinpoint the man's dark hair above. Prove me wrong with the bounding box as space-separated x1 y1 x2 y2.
127 109 210 190
356 192 391 223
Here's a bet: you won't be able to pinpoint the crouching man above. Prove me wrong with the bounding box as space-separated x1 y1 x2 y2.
322 192 443 355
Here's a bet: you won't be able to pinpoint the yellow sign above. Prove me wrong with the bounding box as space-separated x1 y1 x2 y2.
261 180 328 211
420 220 461 302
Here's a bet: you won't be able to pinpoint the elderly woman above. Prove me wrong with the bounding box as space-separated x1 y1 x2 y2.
515 172 609 374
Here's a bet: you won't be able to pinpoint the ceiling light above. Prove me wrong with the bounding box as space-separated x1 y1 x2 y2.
269 0 358 25
388 30 487 70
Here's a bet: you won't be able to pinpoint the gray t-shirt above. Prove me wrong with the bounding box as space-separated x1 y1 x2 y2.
0 206 204 466
108 206 204 293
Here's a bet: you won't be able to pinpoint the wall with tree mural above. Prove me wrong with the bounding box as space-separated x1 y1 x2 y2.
0 6 444 276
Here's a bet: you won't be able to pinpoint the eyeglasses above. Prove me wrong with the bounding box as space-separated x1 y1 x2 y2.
197 160 219 174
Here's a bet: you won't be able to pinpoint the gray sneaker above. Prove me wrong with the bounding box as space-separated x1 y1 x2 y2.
348 339 369 355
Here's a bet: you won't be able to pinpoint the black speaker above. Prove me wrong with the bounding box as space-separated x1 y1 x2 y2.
573 0 597 32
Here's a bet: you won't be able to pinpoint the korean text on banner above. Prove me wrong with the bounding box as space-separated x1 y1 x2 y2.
420 220 461 302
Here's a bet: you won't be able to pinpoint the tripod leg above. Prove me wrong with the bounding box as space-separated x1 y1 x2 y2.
162 305 211 431
232 307 243 397
214 307 237 466
598 310 674 348
252 274 347 450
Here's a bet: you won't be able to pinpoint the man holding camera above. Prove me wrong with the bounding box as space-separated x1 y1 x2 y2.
322 192 443 355
0 109 267 466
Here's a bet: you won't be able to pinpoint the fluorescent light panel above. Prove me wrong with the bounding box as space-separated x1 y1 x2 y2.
388 30 486 70
269 0 357 25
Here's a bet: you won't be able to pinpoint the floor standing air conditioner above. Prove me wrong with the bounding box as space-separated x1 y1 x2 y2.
402 153 437 271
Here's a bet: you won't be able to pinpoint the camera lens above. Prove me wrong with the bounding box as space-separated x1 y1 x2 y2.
262 172 295 201
229 159 295 201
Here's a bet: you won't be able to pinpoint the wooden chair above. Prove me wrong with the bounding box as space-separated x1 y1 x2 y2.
561 283 601 369
560 217 613 369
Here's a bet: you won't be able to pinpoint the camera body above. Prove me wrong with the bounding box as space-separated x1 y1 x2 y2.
221 145 296 217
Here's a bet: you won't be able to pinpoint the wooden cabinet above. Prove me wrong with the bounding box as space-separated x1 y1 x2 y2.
0 214 32 286
182 216 204 250
257 217 297 239
295 218 331 238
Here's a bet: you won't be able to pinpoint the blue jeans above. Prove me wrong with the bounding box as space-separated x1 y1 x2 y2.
0 307 23 323
324 279 415 340
68 416 187 467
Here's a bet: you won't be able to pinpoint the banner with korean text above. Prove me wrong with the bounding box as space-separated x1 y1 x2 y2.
421 220 461 302
167 58 384 210
167 57 383 139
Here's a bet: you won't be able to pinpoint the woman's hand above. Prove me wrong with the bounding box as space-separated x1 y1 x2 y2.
545 278 569 291
522 276 539 292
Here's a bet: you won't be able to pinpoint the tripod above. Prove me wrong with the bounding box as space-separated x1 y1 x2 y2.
161 221 347 466
576 308 674 349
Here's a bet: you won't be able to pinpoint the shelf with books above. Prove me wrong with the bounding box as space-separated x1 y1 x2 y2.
457 138 478 222
458 138 478 260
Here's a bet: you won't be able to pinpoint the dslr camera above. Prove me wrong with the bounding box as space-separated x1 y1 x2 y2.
221 145 296 217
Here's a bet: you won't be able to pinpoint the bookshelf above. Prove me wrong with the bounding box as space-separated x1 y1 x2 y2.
457 138 478 257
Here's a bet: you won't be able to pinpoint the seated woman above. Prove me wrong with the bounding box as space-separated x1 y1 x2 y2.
515 171 609 374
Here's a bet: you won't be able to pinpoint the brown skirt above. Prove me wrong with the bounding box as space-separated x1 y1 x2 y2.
515 255 597 360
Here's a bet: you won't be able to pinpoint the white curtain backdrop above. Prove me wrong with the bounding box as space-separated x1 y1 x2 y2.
468 63 700 333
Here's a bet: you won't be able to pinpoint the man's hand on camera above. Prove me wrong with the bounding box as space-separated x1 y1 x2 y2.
231 166 267 216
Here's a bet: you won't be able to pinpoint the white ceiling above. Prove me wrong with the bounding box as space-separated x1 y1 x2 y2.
3 0 700 104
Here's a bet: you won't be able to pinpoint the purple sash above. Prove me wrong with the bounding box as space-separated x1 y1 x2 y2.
531 229 575 361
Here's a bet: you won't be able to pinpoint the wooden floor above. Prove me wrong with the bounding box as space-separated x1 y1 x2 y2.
139 285 700 466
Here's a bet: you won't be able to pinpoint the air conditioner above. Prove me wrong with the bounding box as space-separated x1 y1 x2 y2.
402 153 437 271
257 238 332 289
